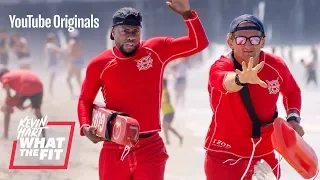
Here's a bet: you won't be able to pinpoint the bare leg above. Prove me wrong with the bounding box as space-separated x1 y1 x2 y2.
74 68 82 88
162 121 170 145
3 106 11 139
35 108 46 138
49 73 55 95
306 72 311 86
168 126 183 147
66 67 74 97
313 71 317 87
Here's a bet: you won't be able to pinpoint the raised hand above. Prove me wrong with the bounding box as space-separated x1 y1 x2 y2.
166 0 191 15
235 57 267 88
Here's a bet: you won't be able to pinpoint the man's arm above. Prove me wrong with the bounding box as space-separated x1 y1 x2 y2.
222 72 245 92
280 62 302 117
279 60 304 136
209 59 243 93
77 58 104 136
157 11 209 64
3 84 22 108
3 83 12 98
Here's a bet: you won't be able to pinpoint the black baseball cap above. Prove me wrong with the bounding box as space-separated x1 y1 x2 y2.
110 7 142 40
229 14 265 33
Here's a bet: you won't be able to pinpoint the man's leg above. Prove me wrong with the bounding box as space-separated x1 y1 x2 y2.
99 147 131 180
307 72 312 86
73 62 83 89
311 71 317 86
3 96 28 139
205 152 248 180
167 113 183 146
49 72 56 95
263 153 281 179
2 105 12 139
162 115 170 145
133 134 169 180
66 66 75 97
30 92 45 137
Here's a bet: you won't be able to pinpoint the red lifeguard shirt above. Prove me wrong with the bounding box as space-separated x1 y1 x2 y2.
205 51 301 157
1 70 43 96
77 11 209 136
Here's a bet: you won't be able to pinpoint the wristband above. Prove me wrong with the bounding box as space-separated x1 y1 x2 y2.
235 74 247 86
286 112 301 123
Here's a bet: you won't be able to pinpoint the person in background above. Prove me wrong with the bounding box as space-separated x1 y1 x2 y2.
161 78 183 146
301 58 317 87
66 30 83 98
0 29 9 68
0 68 46 139
172 57 189 108
77 1 209 179
44 33 63 95
9 32 31 69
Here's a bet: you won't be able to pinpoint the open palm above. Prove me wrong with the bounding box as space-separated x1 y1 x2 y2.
235 57 267 88
166 0 191 14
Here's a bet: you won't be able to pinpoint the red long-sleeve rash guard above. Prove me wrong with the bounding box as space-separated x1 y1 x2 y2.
205 52 301 157
77 11 209 136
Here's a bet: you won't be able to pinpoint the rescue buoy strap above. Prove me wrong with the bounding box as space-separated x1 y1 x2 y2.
228 52 278 138
105 111 130 141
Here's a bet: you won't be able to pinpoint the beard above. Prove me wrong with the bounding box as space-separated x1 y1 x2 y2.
119 44 139 57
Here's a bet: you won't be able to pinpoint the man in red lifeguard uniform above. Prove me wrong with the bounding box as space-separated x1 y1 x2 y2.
204 14 304 179
77 0 209 179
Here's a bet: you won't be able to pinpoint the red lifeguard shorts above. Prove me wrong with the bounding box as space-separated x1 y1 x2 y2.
204 151 281 180
99 133 169 180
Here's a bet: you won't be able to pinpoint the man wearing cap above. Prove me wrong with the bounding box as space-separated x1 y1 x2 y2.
204 14 303 179
77 0 209 179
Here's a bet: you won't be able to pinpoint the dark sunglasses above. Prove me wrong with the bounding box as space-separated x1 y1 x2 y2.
234 36 264 45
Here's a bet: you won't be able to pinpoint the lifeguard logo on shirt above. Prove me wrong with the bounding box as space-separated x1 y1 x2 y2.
266 78 280 94
135 53 153 71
